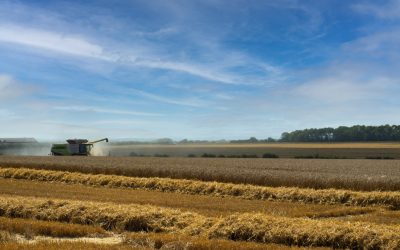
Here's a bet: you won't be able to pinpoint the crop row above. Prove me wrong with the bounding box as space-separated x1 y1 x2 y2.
0 195 399 249
123 232 328 250
0 217 105 239
1 156 400 191
0 232 325 250
0 241 136 250
1 167 400 209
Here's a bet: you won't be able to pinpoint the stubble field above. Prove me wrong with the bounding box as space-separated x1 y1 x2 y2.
1 154 400 249
1 155 400 190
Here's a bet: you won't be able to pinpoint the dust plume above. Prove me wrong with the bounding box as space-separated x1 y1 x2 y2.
0 144 51 156
91 143 110 156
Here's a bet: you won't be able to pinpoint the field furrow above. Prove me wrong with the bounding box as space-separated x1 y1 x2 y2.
0 195 399 249
1 167 400 209
2 155 400 249
0 178 380 220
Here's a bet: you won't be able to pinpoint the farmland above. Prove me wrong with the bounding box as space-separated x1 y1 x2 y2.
1 156 400 190
108 142 400 159
1 154 400 249
3 142 400 159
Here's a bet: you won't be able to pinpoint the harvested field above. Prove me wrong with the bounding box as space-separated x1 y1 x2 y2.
2 156 400 249
341 209 400 225
0 217 106 238
0 235 329 250
0 178 377 219
0 195 399 249
123 232 329 250
1 156 400 191
0 241 140 250
2 167 400 209
0 231 14 243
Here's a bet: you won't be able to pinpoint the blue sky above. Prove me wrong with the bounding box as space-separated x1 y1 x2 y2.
1 0 400 140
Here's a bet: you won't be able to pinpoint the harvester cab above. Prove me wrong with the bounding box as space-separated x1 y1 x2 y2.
50 138 108 156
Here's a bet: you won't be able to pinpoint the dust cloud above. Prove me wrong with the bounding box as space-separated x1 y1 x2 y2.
91 143 111 156
0 144 52 156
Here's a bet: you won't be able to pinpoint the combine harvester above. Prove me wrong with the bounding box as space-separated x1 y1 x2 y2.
50 138 108 156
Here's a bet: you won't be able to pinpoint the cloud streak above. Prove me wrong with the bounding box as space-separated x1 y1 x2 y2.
53 106 163 117
127 88 211 108
294 75 398 103
0 23 279 85
353 0 400 19
0 74 36 100
0 25 106 59
1 1 400 140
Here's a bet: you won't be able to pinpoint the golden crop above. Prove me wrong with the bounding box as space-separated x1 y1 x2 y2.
0 217 106 239
0 195 209 233
0 231 14 243
123 232 329 250
0 195 399 249
0 177 377 220
2 167 400 209
0 241 144 250
1 156 400 191
0 237 328 250
2 155 400 249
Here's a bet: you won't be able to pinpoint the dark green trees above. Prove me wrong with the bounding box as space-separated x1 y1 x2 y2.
280 125 400 142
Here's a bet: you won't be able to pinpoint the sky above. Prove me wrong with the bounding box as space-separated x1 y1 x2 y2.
0 0 400 141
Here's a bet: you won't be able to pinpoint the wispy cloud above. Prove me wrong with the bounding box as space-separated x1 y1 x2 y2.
0 109 20 120
91 119 147 125
353 0 400 19
133 27 179 38
0 23 279 85
0 24 106 59
0 74 14 94
128 88 211 108
342 30 400 58
2 1 400 140
53 106 163 116
0 0 290 88
132 60 238 84
294 74 398 103
0 74 36 100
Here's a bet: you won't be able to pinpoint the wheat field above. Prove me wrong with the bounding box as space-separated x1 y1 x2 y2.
1 156 400 190
0 195 400 249
1 156 400 249
2 167 400 209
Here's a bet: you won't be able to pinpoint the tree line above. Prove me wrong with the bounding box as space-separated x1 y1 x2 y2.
112 124 400 144
280 125 400 142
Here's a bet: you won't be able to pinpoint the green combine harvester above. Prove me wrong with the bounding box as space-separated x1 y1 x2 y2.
50 138 108 156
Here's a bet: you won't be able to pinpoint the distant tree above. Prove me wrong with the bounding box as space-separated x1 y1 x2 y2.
281 132 290 142
266 137 276 142
179 139 189 144
156 138 174 144
249 137 258 143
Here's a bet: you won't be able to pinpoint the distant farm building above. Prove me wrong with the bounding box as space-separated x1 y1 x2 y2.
0 138 38 143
